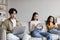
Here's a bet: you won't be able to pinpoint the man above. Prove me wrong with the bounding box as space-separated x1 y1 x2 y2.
2 8 22 40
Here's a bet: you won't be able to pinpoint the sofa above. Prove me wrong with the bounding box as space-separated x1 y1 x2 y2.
0 21 59 40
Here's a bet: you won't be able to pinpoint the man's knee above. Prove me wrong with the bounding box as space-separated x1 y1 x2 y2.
7 33 19 40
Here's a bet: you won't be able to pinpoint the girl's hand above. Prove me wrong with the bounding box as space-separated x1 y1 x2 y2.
54 23 58 29
32 24 38 29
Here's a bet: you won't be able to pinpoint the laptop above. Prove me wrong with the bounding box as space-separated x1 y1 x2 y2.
13 26 25 34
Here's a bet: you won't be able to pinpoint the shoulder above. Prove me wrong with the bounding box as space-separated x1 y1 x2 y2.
1 18 10 26
29 21 35 24
3 18 10 23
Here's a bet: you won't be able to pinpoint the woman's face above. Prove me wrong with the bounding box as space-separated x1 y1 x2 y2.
34 14 39 20
50 17 54 22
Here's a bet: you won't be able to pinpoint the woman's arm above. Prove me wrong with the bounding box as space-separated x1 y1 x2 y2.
46 24 50 29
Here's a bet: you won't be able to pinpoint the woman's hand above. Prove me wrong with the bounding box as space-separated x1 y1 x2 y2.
32 24 38 29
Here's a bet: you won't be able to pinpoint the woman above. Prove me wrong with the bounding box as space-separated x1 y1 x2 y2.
46 16 60 35
29 12 52 40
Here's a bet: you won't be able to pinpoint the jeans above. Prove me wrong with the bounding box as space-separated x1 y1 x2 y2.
49 28 60 35
31 29 52 40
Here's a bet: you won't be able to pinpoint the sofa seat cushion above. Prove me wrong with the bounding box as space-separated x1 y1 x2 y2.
30 37 46 40
51 34 59 40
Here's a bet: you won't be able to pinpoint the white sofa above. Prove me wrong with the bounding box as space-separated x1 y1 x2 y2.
0 22 59 40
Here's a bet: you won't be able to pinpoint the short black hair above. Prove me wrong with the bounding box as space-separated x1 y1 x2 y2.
9 8 17 15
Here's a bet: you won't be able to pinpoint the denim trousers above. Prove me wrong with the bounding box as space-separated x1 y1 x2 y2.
31 29 52 40
49 28 60 35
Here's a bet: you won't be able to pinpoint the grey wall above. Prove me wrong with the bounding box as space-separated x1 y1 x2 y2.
8 0 60 22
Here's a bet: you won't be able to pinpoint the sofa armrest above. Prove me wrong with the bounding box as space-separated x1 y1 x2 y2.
2 29 6 40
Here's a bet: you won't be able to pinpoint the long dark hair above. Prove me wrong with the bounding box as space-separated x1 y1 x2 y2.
46 16 55 25
31 12 39 21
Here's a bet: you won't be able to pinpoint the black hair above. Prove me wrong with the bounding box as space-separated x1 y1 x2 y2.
46 16 55 25
31 12 39 21
9 8 17 15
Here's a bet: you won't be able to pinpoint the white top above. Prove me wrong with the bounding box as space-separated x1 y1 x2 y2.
31 21 41 26
11 19 16 28
29 21 41 32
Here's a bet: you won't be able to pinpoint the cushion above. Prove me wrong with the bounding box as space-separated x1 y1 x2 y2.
30 37 46 40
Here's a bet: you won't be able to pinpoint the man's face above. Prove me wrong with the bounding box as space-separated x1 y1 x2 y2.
10 11 17 19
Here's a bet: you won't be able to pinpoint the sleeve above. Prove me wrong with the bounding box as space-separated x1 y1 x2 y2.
1 22 7 30
17 20 22 26
29 21 33 32
1 22 10 33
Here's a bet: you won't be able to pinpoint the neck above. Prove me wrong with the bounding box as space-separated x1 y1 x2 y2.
10 17 16 20
34 20 38 21
50 22 53 23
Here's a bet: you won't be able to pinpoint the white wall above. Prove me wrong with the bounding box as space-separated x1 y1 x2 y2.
8 0 60 22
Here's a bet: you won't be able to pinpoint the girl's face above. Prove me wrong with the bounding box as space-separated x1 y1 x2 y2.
34 14 39 20
50 17 54 22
